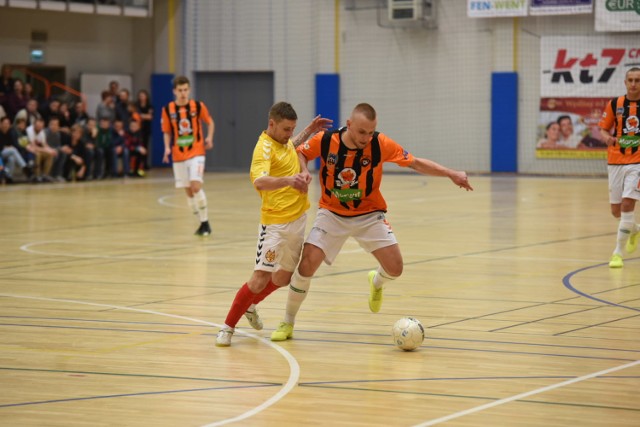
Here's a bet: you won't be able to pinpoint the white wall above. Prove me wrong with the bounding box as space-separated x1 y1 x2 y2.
0 1 624 175
0 5 160 94
181 0 613 175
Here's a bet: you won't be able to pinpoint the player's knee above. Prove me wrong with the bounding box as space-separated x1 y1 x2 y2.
386 265 403 278
246 280 268 294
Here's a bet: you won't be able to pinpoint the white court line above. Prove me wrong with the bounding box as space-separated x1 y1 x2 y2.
413 359 640 427
0 293 300 427
158 194 187 208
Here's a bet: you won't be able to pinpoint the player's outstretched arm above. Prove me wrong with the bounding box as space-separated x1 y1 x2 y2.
409 157 473 191
292 115 333 147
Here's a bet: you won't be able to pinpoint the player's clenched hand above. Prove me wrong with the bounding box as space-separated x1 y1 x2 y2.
290 173 310 193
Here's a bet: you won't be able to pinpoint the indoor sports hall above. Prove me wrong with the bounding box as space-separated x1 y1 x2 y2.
0 1 638 426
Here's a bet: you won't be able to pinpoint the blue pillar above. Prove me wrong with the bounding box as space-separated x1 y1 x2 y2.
315 73 340 169
151 73 174 168
491 72 518 172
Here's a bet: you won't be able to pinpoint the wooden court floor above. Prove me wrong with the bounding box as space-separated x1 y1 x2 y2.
0 171 638 427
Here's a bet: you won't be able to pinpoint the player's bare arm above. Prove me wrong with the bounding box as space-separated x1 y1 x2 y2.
254 174 309 193
599 128 617 147
162 132 172 163
409 157 473 191
291 115 333 148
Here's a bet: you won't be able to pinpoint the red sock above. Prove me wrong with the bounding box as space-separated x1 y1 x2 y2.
252 280 280 305
224 284 256 328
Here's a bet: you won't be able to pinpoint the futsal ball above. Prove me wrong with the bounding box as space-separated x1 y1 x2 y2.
392 317 425 351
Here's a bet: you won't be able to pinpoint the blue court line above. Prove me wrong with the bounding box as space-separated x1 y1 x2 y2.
563 263 640 313
0 383 280 409
0 366 280 385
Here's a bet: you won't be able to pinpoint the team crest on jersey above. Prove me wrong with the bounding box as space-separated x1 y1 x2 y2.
626 116 639 133
178 118 193 135
337 168 358 188
616 107 625 116
327 153 337 167
360 156 371 167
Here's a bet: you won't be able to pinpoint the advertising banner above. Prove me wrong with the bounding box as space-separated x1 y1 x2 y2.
538 36 639 158
529 0 593 16
595 0 640 32
467 0 528 17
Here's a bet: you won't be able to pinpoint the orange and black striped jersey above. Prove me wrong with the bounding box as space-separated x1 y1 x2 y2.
161 100 213 162
297 128 415 217
599 96 640 165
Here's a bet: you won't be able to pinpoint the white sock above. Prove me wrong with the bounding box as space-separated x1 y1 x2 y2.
187 196 198 216
193 190 208 222
373 266 397 290
614 211 635 255
284 270 311 324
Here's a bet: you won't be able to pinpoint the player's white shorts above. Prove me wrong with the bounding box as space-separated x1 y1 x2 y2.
608 163 640 204
306 208 397 265
254 214 307 273
173 156 205 188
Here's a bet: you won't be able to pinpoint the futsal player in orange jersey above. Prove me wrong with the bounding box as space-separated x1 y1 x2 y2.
599 67 640 268
271 103 473 341
161 76 215 236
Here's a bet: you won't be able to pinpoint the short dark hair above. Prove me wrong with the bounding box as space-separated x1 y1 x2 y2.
269 102 297 122
626 67 640 77
173 76 190 88
556 115 571 125
353 103 376 121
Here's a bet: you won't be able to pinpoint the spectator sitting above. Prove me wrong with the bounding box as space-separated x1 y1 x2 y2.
26 117 54 182
95 90 115 124
82 117 98 180
72 101 90 128
0 116 31 182
45 116 69 181
14 98 42 127
111 119 129 177
61 124 87 181
57 101 73 133
125 119 147 177
95 117 113 178
40 98 61 126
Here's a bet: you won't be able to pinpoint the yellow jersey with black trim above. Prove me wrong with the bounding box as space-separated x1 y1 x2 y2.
250 131 310 225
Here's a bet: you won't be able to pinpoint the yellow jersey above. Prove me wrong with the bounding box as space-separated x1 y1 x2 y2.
250 131 310 224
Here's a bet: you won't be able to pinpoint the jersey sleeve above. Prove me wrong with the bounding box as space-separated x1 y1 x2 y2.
250 138 271 183
598 99 615 131
378 133 414 167
199 102 213 125
296 131 324 161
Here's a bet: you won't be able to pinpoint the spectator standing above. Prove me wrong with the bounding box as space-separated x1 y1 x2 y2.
135 89 153 170
5 79 29 121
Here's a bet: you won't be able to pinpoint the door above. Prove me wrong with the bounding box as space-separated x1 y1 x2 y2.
194 72 274 171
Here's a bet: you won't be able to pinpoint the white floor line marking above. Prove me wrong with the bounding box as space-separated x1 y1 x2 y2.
413 359 640 427
0 293 299 427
